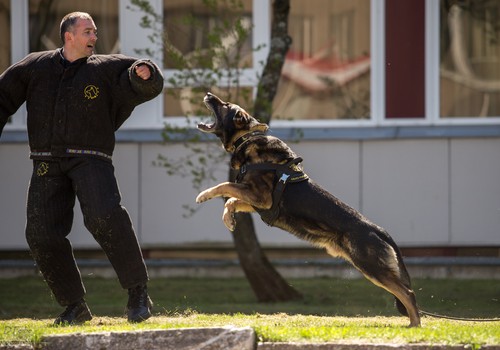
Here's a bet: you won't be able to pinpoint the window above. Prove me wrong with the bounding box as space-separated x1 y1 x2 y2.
439 0 500 119
28 0 119 54
2 0 499 133
0 0 10 73
272 0 371 121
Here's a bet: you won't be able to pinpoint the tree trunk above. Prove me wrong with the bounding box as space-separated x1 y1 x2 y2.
230 0 302 302
254 0 293 124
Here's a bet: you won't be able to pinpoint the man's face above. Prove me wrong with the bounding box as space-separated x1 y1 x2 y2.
67 18 97 59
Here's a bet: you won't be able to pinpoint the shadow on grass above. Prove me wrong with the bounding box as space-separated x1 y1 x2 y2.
0 276 499 320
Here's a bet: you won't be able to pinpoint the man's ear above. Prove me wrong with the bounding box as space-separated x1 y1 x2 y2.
64 31 73 44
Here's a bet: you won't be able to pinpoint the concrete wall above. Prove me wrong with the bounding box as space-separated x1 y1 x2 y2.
1 137 499 250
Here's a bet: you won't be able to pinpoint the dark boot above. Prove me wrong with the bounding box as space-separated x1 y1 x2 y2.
127 284 153 323
54 299 92 325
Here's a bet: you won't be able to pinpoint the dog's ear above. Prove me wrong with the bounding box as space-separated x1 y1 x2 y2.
234 110 269 132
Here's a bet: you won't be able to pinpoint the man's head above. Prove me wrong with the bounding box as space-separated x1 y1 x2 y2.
60 12 97 61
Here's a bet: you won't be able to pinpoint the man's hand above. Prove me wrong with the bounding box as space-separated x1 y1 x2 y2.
135 64 151 80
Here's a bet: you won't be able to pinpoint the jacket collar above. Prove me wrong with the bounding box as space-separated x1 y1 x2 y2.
56 48 88 68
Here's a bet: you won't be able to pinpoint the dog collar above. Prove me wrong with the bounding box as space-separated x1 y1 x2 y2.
233 131 267 152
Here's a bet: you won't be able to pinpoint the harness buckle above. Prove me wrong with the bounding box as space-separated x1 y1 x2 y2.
279 173 290 184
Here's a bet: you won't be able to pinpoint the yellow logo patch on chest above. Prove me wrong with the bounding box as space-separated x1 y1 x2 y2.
84 85 99 99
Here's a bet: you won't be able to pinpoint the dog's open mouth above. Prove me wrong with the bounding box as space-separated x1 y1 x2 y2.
198 93 222 133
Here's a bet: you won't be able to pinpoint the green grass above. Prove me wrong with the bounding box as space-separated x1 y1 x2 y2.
0 277 499 346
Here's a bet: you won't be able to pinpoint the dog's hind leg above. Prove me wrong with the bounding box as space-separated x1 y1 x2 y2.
350 263 421 327
370 275 421 327
362 234 421 326
325 235 421 327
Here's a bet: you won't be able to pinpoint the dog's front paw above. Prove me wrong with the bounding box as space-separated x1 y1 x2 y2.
223 212 236 231
196 190 212 203
222 207 236 231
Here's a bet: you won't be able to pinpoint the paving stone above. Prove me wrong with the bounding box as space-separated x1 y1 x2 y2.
0 345 33 350
258 343 500 350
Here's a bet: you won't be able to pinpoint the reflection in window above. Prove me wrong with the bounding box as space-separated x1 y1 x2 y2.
273 0 370 120
28 0 118 54
163 0 254 118
0 0 10 73
163 0 253 69
440 0 500 118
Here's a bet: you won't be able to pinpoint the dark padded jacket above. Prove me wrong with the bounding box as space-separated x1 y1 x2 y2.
0 49 164 160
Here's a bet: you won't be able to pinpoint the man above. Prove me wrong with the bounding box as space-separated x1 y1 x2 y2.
0 12 164 324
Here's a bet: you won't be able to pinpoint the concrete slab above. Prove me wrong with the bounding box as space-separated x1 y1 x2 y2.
2 337 499 350
39 326 256 350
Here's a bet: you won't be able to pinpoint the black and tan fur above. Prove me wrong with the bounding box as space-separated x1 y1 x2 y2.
196 92 421 327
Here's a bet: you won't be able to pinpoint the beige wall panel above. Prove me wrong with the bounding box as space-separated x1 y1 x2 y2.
0 145 31 249
291 141 361 210
2 138 500 250
140 142 233 247
450 139 500 245
362 139 449 246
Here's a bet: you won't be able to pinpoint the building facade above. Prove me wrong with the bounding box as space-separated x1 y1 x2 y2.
1 0 499 253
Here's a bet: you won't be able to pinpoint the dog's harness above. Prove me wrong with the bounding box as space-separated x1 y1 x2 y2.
236 157 309 226
232 131 266 151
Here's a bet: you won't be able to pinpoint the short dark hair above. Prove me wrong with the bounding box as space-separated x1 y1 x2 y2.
60 12 93 44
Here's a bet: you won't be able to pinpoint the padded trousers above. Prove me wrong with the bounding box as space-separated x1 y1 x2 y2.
25 157 149 306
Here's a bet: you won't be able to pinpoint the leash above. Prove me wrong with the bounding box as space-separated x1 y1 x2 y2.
420 310 500 322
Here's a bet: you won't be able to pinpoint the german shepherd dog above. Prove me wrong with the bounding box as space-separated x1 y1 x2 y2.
196 92 421 327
